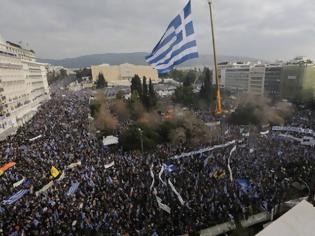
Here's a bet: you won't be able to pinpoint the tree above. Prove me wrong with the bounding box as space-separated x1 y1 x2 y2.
142 77 149 108
183 70 196 87
60 69 68 79
173 85 196 106
131 75 142 97
148 79 157 108
119 124 160 151
199 68 216 106
228 104 261 125
96 73 107 88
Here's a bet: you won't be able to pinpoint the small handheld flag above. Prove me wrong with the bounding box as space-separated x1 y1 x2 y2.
146 0 198 74
50 166 60 178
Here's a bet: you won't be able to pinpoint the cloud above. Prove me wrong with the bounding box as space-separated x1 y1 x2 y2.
0 0 314 61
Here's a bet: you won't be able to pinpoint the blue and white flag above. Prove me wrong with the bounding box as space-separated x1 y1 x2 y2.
3 189 29 205
146 0 198 74
163 164 176 174
66 182 80 196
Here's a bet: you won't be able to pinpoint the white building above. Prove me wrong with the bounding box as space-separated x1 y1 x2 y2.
0 34 50 138
214 62 266 96
248 64 266 96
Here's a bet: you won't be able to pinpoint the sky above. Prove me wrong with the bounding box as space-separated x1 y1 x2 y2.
0 0 314 61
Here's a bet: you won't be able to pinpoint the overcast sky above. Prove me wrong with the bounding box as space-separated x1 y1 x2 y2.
1 0 314 61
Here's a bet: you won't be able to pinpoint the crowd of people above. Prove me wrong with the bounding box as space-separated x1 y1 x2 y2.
0 89 314 235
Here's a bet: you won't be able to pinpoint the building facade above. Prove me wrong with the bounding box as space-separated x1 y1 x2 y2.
224 63 251 95
211 57 314 101
91 63 159 86
248 65 266 96
0 34 50 138
264 65 282 100
280 57 315 101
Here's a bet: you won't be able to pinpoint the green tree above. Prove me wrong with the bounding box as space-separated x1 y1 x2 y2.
96 73 108 88
142 77 149 108
60 69 68 79
120 124 160 151
148 79 157 108
131 75 142 97
199 68 216 106
183 70 196 87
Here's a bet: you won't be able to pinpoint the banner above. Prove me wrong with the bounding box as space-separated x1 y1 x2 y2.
51 166 60 178
153 188 171 214
35 181 54 197
67 161 82 169
13 178 25 188
171 140 237 160
66 182 80 196
260 130 270 135
272 126 314 135
155 195 171 214
168 179 185 206
150 164 155 191
57 172 65 182
158 165 166 186
0 162 16 172
105 161 115 169
29 135 42 142
228 146 236 182
279 134 315 147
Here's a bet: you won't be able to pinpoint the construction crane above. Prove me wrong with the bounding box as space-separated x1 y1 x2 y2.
207 0 222 115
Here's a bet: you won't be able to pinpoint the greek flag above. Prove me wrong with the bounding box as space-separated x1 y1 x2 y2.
66 182 80 196
3 189 29 205
146 0 198 74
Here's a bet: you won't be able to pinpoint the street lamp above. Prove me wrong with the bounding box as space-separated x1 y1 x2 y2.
138 128 144 154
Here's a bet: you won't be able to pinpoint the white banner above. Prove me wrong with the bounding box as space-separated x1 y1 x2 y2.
153 188 171 214
13 178 25 188
279 134 315 147
228 146 236 182
150 164 155 191
67 161 81 169
260 130 270 135
105 161 115 169
168 179 185 206
171 140 237 160
272 126 314 135
57 172 65 182
158 165 166 186
35 181 54 197
29 135 42 142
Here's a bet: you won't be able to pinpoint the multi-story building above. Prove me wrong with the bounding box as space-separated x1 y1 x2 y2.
248 64 266 96
91 63 159 86
212 57 314 101
0 34 50 138
224 62 251 95
264 64 282 100
280 57 315 102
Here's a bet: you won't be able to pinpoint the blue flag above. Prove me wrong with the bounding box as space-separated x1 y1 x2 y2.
146 0 198 74
66 182 80 196
3 189 29 205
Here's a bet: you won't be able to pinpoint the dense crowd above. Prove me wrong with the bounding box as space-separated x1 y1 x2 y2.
0 89 314 235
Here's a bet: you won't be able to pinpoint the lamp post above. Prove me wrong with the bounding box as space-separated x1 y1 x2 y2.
207 0 222 115
138 128 144 153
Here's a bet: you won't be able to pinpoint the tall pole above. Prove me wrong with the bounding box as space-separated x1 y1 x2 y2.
208 0 222 114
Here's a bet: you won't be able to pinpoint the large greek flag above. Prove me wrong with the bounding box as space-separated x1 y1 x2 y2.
146 0 198 74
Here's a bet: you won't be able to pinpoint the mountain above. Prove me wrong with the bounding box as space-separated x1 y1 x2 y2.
40 52 262 68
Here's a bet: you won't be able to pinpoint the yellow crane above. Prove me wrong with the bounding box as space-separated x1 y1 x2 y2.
207 0 222 115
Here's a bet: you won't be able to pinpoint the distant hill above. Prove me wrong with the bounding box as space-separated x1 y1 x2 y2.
40 52 263 68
